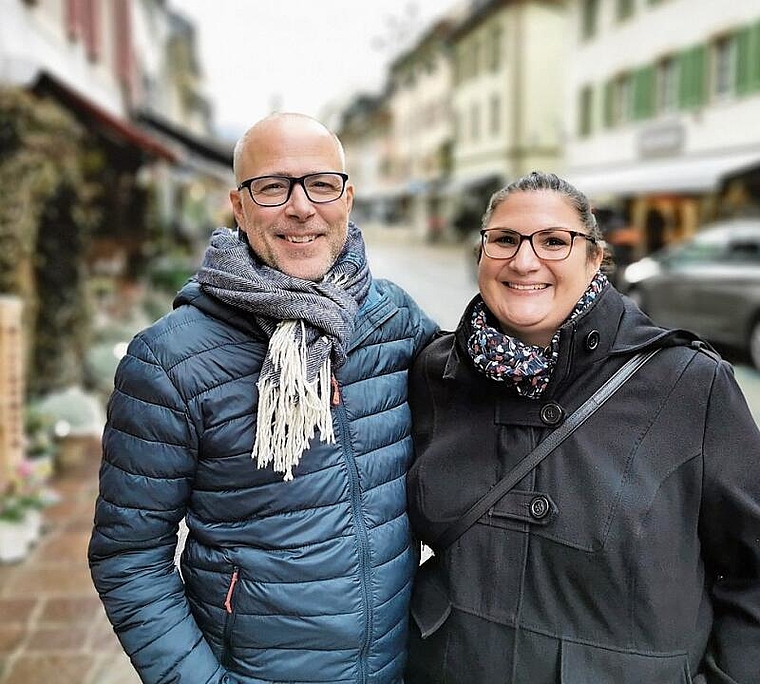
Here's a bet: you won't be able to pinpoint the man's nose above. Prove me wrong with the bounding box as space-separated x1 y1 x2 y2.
285 181 315 217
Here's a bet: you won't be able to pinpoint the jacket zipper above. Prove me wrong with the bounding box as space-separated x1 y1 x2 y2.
331 377 371 683
222 567 239 667
224 568 239 614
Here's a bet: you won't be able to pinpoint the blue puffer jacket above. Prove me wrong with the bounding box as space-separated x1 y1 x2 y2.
88 277 437 684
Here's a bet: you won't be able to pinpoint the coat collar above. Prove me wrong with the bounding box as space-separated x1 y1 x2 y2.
444 284 682 392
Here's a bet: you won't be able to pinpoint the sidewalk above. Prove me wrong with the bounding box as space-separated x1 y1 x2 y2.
0 441 140 684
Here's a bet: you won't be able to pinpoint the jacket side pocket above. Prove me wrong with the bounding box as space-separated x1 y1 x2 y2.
411 556 451 639
561 639 692 684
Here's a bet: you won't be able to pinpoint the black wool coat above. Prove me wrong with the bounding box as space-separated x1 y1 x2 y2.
405 284 760 684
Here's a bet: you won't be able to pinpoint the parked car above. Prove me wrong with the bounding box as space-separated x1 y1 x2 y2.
619 219 760 369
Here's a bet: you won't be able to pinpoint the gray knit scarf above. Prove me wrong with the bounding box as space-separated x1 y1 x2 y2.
195 222 371 480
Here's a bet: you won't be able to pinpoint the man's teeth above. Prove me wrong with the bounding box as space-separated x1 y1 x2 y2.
508 283 547 290
284 235 317 243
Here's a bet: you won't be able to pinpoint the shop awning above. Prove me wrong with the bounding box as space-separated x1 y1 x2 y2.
33 72 177 162
135 111 233 168
567 150 760 198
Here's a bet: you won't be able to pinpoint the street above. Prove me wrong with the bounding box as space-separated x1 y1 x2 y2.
363 225 760 426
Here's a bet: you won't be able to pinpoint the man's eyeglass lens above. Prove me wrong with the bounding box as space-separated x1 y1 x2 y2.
481 229 590 260
241 173 348 206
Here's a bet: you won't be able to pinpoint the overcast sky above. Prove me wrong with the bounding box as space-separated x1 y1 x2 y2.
176 1 462 141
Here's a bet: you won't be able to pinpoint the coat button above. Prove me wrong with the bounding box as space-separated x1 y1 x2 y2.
540 402 564 425
529 495 551 520
585 330 600 351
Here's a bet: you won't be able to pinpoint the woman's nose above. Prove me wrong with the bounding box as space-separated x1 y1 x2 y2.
509 238 540 269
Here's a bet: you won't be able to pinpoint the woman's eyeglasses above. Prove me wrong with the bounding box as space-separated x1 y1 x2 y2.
480 228 596 261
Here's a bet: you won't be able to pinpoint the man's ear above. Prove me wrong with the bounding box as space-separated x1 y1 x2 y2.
229 188 245 227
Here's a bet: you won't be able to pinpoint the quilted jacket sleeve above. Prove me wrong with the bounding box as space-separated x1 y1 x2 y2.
699 359 760 684
378 278 439 354
88 334 233 684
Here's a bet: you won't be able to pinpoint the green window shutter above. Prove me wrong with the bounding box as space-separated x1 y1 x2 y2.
693 45 706 105
736 26 752 95
677 50 691 108
632 65 655 119
578 85 593 136
603 81 614 127
752 21 760 91
679 45 706 109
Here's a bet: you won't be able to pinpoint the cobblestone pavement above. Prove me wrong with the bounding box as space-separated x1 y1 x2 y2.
0 441 140 684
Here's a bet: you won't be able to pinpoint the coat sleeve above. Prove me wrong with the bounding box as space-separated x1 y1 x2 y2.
88 334 234 684
699 359 760 684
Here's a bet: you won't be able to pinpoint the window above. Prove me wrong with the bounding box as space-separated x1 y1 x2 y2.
581 0 599 40
489 95 500 136
470 102 481 141
578 85 594 136
604 74 633 127
678 45 707 109
453 52 462 86
489 26 502 72
657 57 678 113
712 35 736 100
616 0 634 21
727 238 760 262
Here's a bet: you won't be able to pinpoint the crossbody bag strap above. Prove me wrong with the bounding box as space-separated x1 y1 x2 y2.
430 347 662 552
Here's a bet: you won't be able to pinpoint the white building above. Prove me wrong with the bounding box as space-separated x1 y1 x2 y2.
564 0 760 255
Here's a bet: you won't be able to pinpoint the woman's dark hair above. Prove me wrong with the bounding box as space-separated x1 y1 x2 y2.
480 171 613 272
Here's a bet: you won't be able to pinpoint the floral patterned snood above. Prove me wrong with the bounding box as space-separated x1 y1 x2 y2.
467 271 608 398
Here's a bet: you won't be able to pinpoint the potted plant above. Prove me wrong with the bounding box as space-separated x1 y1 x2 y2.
0 490 29 563
0 458 48 563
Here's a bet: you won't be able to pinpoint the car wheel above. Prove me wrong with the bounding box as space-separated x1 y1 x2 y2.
750 318 760 371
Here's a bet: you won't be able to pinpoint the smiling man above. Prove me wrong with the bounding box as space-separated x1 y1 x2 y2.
88 112 437 684
230 114 352 280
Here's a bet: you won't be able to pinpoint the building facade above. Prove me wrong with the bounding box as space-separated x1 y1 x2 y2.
449 0 565 221
565 0 760 257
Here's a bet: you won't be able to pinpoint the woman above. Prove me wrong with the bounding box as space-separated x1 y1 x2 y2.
405 171 760 683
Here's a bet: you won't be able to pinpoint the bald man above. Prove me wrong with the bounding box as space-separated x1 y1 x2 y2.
90 113 437 684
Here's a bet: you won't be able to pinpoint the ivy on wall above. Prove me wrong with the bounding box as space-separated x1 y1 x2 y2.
0 87 101 397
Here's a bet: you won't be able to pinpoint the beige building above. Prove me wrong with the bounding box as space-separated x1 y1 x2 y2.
342 0 566 241
447 0 566 238
564 0 760 257
387 17 461 239
338 94 396 226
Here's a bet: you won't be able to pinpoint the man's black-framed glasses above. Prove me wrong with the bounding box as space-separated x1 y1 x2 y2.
238 172 349 207
480 228 597 261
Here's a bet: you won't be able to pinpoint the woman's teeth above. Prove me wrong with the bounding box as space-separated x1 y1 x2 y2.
508 283 547 290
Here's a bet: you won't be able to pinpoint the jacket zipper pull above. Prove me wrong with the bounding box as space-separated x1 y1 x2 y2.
224 568 239 614
331 374 341 406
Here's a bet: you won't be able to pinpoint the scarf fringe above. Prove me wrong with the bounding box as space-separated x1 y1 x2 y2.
253 320 336 481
